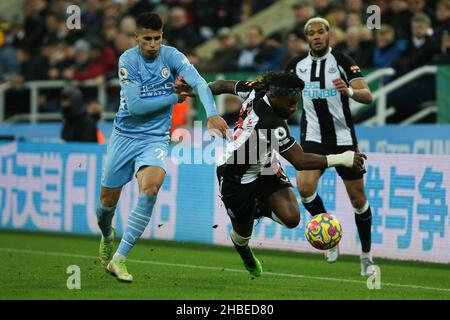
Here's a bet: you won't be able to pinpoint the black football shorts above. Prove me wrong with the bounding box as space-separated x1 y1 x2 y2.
216 165 293 222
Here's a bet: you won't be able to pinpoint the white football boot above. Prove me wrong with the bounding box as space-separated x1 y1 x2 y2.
325 245 339 263
360 252 376 276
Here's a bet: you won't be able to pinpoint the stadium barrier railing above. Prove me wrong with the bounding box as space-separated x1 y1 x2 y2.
0 67 442 125
351 65 438 125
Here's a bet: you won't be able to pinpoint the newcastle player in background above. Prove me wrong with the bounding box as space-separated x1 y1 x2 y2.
176 71 367 276
286 17 375 276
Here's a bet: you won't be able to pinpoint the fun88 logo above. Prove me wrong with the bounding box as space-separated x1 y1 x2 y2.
303 82 338 99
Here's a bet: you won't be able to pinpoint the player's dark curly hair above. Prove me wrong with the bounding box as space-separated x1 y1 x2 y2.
254 71 305 93
137 12 163 30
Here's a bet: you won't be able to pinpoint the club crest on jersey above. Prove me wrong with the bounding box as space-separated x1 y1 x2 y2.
161 67 170 78
328 66 337 73
119 67 130 85
119 67 128 80
274 126 287 141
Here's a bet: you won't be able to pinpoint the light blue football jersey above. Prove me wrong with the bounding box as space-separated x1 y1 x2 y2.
114 45 217 141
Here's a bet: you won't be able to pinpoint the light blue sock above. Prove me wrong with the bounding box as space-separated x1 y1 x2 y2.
117 194 156 257
96 202 116 238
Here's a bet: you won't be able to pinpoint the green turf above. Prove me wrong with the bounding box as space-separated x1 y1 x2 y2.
1 230 449 300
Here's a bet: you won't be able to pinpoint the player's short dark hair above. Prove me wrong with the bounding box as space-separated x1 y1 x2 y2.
136 12 163 30
258 71 305 96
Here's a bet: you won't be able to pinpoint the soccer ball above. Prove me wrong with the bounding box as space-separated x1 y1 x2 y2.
305 213 343 250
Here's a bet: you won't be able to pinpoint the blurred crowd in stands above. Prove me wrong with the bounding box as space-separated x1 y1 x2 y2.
0 0 449 129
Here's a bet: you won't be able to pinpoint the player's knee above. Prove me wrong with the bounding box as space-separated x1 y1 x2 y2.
349 190 367 209
100 194 118 208
284 215 300 229
141 184 160 196
298 184 316 199
283 206 300 229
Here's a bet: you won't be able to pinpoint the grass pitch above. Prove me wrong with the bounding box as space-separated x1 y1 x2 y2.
1 230 449 300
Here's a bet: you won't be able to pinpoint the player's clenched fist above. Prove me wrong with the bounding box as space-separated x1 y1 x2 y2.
353 151 367 171
326 150 366 170
332 78 351 96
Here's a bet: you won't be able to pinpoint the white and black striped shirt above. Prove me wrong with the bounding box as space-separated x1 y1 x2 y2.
217 81 296 184
286 47 364 147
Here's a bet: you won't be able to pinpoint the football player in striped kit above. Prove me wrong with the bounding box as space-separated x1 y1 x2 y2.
286 17 375 276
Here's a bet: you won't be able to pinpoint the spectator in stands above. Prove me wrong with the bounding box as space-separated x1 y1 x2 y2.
103 18 119 47
394 13 439 75
81 0 104 39
86 99 106 144
184 50 206 71
103 0 123 20
124 0 156 19
433 0 450 64
434 0 450 42
433 30 450 63
326 2 347 30
60 86 98 143
313 0 331 17
0 28 20 83
154 4 170 25
14 45 49 84
235 25 270 71
42 13 65 45
290 0 315 35
345 0 364 18
388 13 439 123
164 6 202 52
48 0 70 19
48 41 75 80
209 0 243 31
62 37 117 81
346 13 362 29
61 39 90 79
204 27 241 72
120 16 137 35
87 99 102 123
3 19 51 118
258 32 287 71
22 0 47 50
329 27 346 50
373 24 407 83
383 0 413 40
282 31 308 67
372 0 391 23
408 0 435 21
113 32 137 55
341 27 371 68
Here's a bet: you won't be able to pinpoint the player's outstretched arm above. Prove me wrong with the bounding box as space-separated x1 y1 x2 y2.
208 80 239 95
119 56 180 116
174 79 257 97
124 85 179 116
281 143 366 171
176 60 229 137
332 78 373 104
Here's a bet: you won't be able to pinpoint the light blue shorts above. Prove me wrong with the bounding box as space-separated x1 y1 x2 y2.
102 130 168 188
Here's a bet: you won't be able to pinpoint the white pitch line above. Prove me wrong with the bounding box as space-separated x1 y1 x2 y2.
1 247 450 293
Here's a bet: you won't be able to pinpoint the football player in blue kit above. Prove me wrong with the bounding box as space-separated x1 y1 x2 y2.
96 12 228 282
